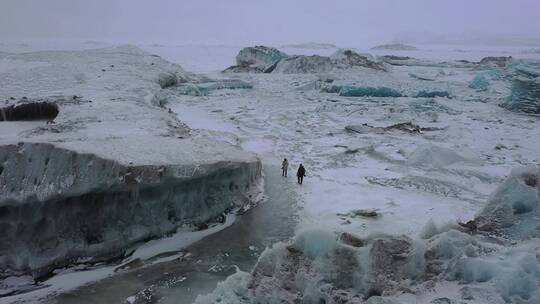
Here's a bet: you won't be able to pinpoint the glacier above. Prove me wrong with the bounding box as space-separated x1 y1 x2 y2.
0 46 262 288
2 42 540 303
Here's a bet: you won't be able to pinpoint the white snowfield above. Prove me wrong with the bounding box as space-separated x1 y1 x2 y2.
0 45 262 290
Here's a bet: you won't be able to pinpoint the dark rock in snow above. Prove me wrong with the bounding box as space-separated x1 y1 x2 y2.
479 56 512 67
351 209 379 217
339 232 365 247
156 72 179 88
0 101 59 121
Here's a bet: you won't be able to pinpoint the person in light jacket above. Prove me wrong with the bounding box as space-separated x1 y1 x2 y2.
282 158 289 177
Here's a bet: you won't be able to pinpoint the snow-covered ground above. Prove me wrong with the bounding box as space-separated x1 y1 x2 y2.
1 41 539 303
165 45 540 303
168 62 539 238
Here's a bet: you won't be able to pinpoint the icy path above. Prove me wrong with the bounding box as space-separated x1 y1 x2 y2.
46 162 297 304
42 102 299 303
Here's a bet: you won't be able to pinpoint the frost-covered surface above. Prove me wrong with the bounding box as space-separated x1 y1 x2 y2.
2 41 540 303
160 45 540 303
0 45 262 295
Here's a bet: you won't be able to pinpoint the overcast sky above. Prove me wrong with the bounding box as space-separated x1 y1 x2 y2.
1 0 539 46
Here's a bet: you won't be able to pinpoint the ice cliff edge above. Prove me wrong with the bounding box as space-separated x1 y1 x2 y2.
0 45 262 280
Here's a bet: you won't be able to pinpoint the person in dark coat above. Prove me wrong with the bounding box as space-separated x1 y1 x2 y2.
297 164 306 184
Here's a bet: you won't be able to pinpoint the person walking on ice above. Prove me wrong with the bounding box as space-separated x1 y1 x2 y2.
297 164 306 185
282 158 289 177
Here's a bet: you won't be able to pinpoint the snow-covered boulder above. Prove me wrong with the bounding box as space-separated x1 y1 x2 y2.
478 56 512 68
223 46 288 73
0 46 262 281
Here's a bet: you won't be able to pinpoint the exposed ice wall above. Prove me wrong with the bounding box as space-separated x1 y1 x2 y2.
0 46 263 282
0 142 261 279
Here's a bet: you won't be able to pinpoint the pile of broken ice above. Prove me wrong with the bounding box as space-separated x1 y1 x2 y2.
196 167 540 304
